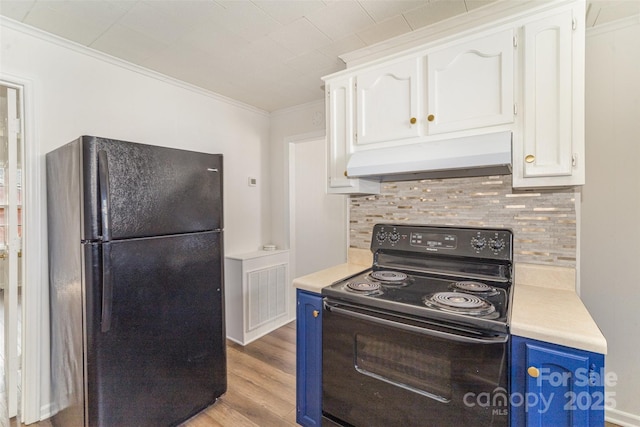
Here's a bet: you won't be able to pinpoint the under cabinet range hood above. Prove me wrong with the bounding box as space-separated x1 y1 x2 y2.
346 131 512 182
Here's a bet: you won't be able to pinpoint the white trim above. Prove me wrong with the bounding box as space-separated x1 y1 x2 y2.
586 14 640 37
270 99 325 118
606 407 640 427
575 188 581 295
0 16 269 117
0 74 42 423
335 0 580 68
286 130 326 282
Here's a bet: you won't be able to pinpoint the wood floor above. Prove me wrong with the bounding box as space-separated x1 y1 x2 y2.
180 321 297 427
21 321 297 427
20 320 623 427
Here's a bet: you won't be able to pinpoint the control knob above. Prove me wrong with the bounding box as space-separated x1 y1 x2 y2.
376 231 387 243
489 238 506 253
389 231 400 243
470 237 486 251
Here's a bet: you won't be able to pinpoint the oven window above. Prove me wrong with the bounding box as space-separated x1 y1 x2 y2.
354 333 452 402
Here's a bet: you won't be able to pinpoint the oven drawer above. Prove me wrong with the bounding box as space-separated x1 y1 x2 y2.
322 299 509 427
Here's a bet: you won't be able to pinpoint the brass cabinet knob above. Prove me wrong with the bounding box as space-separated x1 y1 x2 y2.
427 114 435 122
343 170 348 177
312 310 319 318
527 366 540 378
410 117 417 124
525 155 536 163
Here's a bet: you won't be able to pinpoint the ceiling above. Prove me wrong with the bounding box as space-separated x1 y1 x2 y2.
1 0 639 112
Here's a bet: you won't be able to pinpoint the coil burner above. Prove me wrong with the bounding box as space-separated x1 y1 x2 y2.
345 281 382 295
423 291 496 316
369 270 411 287
449 281 499 296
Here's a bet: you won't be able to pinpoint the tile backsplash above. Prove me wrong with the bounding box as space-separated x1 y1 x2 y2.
349 175 577 267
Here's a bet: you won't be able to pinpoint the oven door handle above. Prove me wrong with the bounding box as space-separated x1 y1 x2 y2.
324 300 508 345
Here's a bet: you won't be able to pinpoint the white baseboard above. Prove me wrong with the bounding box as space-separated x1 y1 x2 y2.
607 407 640 427
39 401 56 422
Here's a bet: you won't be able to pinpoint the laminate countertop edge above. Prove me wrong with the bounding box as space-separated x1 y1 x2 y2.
293 262 370 294
511 284 607 355
511 263 607 355
292 260 607 355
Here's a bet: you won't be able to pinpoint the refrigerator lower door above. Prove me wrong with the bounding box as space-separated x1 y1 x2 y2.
84 231 226 427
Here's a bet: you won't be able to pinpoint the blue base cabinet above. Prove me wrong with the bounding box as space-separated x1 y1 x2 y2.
510 336 605 427
296 290 323 427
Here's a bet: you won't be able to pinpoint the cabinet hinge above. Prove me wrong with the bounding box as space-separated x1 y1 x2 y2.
572 17 577 30
513 103 518 115
588 364 597 386
513 35 518 48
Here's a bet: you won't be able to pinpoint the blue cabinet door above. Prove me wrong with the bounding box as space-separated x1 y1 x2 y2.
296 290 323 427
511 336 605 427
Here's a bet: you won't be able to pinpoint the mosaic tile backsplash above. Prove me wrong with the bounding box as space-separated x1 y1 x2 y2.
349 175 577 267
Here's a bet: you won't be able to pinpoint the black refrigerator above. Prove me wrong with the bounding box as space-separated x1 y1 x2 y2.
46 136 227 427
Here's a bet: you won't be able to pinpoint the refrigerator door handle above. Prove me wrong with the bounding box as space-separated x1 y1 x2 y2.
98 150 112 242
98 150 114 332
101 242 113 332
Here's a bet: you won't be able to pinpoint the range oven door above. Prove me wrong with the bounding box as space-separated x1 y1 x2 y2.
322 299 509 427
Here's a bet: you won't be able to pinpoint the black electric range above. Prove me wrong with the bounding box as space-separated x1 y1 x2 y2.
322 223 514 334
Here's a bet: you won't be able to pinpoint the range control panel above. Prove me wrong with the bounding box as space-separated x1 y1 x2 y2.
371 224 513 261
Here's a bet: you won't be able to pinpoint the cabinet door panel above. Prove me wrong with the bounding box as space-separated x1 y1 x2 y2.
511 336 605 427
526 342 590 426
522 10 573 177
427 29 514 134
326 78 380 194
296 290 323 427
327 78 353 189
356 58 423 145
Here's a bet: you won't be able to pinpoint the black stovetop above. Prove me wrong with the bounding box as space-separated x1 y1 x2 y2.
322 224 514 334
322 267 511 334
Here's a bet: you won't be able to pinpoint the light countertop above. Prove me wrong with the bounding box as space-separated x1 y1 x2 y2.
512 263 607 354
292 253 607 355
293 263 369 294
292 248 371 294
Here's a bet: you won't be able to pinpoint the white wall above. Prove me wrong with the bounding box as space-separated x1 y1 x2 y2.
268 100 326 251
268 100 349 328
582 16 640 426
291 137 347 280
1 19 271 419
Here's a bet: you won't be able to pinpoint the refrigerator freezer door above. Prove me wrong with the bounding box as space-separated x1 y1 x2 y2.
81 136 223 241
84 231 226 427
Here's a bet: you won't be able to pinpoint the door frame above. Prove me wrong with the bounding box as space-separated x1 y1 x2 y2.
287 130 324 281
0 74 43 424
286 130 348 282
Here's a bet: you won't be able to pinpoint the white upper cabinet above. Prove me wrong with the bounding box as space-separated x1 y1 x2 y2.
427 29 514 135
513 1 585 187
356 57 424 146
323 0 586 191
354 28 513 149
326 76 380 194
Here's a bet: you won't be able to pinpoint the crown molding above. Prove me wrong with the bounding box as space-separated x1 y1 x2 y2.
0 17 269 117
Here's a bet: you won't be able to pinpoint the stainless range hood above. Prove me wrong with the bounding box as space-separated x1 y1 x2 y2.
346 131 512 182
